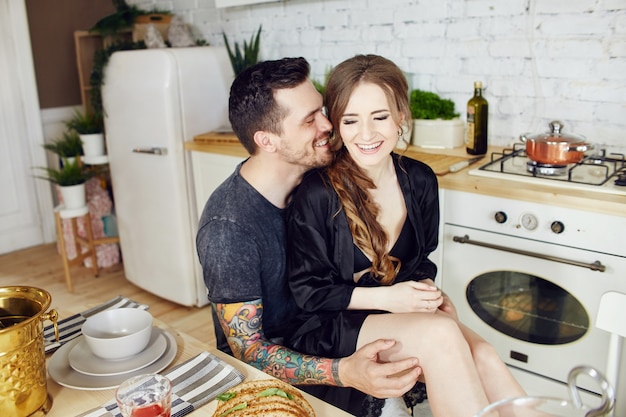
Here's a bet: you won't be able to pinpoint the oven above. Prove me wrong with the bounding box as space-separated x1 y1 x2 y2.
440 189 626 413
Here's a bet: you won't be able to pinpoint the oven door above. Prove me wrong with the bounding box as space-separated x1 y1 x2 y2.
441 223 624 396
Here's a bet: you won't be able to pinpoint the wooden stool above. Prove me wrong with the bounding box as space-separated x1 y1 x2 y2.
53 205 120 292
54 205 97 292
54 205 120 292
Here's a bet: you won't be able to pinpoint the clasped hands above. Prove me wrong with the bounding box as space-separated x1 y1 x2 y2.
380 278 458 318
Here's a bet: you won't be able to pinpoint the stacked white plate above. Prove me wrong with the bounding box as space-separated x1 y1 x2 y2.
48 327 177 390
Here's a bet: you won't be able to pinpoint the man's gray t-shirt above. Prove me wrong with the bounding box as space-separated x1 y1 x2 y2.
196 163 299 341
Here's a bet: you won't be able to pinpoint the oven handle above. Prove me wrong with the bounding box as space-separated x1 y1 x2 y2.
452 235 606 272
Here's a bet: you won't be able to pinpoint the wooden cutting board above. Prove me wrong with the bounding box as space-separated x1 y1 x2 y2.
193 131 474 175
194 131 241 144
404 151 474 175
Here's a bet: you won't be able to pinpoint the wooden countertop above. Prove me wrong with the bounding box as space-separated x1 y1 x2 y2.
46 314 352 417
186 132 625 217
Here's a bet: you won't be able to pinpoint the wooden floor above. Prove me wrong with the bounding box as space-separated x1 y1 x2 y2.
0 243 216 348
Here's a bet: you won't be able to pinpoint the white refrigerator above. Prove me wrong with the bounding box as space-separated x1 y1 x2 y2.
102 46 234 307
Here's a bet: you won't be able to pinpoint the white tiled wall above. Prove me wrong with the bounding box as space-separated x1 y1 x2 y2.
132 0 626 150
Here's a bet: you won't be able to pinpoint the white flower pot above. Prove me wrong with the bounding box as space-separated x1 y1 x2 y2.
411 118 465 149
80 133 105 157
59 183 86 209
62 157 77 166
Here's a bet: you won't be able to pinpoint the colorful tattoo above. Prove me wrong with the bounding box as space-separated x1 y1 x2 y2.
214 301 337 386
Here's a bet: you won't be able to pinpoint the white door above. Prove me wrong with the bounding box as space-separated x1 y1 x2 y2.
0 0 54 255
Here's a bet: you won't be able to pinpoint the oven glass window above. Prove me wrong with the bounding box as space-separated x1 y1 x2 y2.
466 271 588 345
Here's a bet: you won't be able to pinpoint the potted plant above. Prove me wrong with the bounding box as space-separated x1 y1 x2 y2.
409 89 464 148
36 158 95 209
89 0 173 37
223 25 262 76
66 109 106 157
43 131 83 163
134 8 173 24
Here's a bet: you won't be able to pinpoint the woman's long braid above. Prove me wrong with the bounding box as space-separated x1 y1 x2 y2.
327 148 399 285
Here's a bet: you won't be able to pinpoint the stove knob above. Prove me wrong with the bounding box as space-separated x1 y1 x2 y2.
494 211 508 224
551 221 565 234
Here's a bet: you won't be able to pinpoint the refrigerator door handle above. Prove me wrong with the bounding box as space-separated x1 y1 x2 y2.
132 147 168 155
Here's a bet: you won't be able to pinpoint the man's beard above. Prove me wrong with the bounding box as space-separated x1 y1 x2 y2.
278 139 332 169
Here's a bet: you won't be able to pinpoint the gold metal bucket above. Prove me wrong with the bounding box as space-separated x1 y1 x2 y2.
0 286 58 416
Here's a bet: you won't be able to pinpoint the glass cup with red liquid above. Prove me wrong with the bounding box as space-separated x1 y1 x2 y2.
115 374 172 417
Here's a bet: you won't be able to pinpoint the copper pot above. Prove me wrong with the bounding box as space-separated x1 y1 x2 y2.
519 121 591 165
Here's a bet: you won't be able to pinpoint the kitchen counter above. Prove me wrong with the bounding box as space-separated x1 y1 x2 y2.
185 132 625 218
46 312 352 417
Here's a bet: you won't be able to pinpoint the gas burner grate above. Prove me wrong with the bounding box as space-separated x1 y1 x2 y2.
526 161 568 176
479 144 626 187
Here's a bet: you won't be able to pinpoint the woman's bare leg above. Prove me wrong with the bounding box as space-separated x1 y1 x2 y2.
357 312 490 417
459 323 527 402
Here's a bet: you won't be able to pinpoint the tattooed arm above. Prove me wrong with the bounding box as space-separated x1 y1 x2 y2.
213 299 422 396
214 300 335 385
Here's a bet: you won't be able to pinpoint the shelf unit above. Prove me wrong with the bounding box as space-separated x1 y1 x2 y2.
73 30 132 114
74 31 102 114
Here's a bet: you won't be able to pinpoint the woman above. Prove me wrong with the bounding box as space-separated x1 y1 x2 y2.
286 54 525 417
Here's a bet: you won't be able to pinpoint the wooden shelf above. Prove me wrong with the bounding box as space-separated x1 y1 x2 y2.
73 30 132 114
74 31 102 114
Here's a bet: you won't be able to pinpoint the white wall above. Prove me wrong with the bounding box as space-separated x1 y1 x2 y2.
130 0 626 151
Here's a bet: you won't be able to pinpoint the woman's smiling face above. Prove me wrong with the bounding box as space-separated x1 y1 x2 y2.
339 82 401 169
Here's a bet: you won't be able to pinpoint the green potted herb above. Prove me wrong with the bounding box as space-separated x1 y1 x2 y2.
90 0 173 37
66 109 106 157
89 0 146 37
43 131 83 160
409 89 464 149
66 109 103 134
223 25 262 76
35 158 95 209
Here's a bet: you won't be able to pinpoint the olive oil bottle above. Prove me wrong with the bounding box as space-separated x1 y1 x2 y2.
465 81 488 155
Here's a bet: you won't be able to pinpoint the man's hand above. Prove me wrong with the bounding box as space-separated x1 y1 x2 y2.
338 339 421 398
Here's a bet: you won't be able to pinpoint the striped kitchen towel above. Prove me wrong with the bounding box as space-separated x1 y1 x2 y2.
44 295 148 354
77 351 246 417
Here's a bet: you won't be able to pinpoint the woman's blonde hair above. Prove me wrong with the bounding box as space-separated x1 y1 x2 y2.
324 54 411 285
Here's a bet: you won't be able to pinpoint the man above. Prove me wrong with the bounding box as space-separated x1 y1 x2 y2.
196 57 421 415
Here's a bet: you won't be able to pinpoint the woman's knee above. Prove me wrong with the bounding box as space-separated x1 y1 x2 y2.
407 313 465 348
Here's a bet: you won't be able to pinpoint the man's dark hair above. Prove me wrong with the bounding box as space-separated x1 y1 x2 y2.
228 57 310 154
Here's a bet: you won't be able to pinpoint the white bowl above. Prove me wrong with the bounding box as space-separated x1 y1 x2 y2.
82 308 153 360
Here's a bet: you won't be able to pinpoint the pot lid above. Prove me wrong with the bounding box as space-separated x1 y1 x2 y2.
521 120 586 144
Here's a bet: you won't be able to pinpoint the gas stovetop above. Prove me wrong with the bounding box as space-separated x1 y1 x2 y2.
469 143 626 196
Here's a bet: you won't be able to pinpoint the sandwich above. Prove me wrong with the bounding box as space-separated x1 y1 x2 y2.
213 379 316 417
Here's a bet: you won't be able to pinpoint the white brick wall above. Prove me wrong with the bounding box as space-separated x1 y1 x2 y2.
132 0 626 150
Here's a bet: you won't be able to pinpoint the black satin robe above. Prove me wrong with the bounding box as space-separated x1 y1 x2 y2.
286 152 440 356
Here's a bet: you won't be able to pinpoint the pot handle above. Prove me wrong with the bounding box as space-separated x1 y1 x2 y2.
42 309 59 342
549 120 564 134
567 365 615 417
569 143 593 153
519 133 529 143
